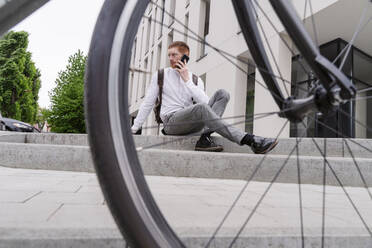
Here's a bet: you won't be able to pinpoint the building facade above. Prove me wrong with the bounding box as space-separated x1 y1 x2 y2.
128 0 372 139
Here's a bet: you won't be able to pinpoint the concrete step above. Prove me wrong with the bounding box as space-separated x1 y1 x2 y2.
0 131 88 146
1 141 372 187
1 167 372 248
140 149 372 187
1 131 372 158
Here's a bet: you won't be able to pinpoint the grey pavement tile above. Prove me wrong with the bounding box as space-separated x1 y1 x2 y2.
0 182 81 193
305 206 372 227
0 203 61 227
47 205 116 228
0 190 41 203
0 166 372 243
26 191 104 205
78 185 103 193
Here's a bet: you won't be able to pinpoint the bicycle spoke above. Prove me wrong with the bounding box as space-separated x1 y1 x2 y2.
308 0 319 47
337 107 372 137
137 112 270 132
321 137 326 248
140 16 305 90
253 0 312 78
302 0 308 25
138 96 314 153
204 120 289 248
296 137 305 248
305 133 372 238
308 115 372 154
339 8 369 71
227 146 295 247
357 86 372 94
344 140 372 201
136 111 278 152
331 16 372 66
227 120 313 247
252 1 290 97
129 67 151 74
148 1 296 101
352 94 372 102
137 16 301 94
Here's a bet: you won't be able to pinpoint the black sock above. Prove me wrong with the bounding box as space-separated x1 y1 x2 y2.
201 131 212 139
203 131 213 137
240 134 254 146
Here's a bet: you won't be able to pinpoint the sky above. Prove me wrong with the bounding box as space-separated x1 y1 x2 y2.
12 0 104 108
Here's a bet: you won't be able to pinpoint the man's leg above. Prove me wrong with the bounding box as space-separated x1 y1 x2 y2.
164 91 278 154
164 102 245 144
203 89 229 136
203 89 279 154
208 89 229 117
195 89 237 151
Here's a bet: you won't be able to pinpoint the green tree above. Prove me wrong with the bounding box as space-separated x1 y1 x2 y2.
47 50 86 133
0 31 41 123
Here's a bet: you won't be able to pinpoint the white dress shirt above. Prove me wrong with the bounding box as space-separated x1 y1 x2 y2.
132 67 208 131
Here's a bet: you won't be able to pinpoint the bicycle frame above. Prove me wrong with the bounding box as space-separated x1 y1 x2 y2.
232 0 356 122
0 0 49 37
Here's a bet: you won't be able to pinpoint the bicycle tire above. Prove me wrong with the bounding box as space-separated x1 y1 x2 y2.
85 0 184 247
85 0 367 247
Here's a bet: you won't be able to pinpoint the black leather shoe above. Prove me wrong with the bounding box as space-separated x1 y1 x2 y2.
250 136 278 154
195 135 223 152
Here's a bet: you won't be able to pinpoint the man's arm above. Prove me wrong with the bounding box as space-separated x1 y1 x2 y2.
176 60 209 104
131 73 159 133
184 76 209 104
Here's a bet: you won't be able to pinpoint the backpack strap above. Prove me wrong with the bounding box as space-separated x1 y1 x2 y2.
158 68 164 100
191 74 199 104
154 69 164 124
192 74 198 85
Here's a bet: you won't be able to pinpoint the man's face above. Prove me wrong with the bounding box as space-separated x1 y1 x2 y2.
168 47 188 69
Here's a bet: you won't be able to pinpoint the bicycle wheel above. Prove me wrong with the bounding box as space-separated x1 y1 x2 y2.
85 0 372 247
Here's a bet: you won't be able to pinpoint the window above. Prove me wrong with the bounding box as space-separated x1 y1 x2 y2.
245 64 255 133
166 30 174 67
132 38 137 65
136 65 141 101
156 44 162 70
159 0 165 38
168 0 176 26
200 73 207 91
145 17 152 53
141 58 148 98
152 8 157 46
184 13 189 42
139 26 144 61
290 38 372 138
149 51 154 81
200 0 210 57
129 71 134 106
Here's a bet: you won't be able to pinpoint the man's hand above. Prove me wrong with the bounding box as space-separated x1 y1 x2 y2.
131 126 141 135
175 60 189 82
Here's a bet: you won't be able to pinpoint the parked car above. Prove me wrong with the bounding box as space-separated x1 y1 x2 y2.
0 117 40 132
0 112 4 131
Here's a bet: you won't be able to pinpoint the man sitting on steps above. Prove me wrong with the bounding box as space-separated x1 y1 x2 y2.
131 41 278 154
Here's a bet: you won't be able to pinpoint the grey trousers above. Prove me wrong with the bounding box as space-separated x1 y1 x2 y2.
163 89 246 144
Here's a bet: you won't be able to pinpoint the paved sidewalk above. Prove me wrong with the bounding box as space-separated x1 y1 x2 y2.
0 166 372 247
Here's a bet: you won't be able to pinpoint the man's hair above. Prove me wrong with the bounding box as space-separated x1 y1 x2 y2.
168 41 190 55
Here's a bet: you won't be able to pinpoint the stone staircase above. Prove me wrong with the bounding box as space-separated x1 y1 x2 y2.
1 131 372 247
1 131 372 187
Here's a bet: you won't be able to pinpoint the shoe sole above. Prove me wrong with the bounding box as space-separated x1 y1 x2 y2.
195 147 224 152
257 139 279 154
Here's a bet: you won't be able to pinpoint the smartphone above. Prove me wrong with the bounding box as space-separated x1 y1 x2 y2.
176 54 189 69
